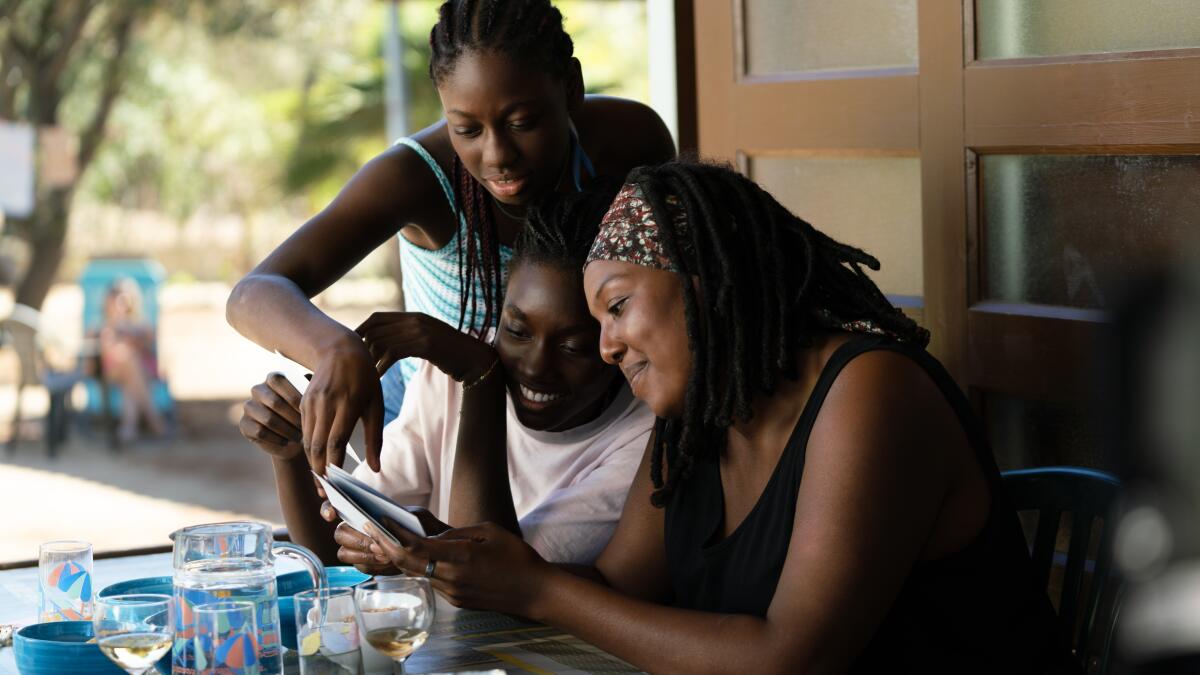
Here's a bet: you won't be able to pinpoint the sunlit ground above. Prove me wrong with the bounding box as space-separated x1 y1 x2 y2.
0 446 276 563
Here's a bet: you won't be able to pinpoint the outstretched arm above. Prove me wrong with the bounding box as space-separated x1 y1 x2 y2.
226 126 455 475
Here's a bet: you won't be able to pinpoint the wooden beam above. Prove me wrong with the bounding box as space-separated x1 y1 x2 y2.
918 0 969 384
966 52 1200 148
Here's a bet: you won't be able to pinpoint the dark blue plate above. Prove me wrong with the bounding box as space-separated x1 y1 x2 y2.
98 575 173 598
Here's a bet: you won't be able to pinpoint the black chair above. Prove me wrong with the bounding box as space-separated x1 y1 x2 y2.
1003 466 1122 675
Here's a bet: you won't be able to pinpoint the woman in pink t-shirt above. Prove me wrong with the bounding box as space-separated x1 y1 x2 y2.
240 185 653 567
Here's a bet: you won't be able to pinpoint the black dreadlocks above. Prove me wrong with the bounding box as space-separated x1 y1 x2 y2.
429 0 577 336
630 159 929 507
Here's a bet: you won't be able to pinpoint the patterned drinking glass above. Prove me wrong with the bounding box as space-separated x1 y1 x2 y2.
38 540 93 621
194 601 261 675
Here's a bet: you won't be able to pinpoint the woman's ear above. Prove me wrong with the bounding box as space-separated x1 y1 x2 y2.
565 57 585 113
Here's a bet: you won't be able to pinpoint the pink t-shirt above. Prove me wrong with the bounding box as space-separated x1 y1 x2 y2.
353 360 654 564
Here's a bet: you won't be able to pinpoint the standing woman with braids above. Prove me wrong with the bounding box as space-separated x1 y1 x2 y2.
227 0 674 475
364 159 1079 674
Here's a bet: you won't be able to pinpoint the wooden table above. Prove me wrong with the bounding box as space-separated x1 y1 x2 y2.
0 552 640 674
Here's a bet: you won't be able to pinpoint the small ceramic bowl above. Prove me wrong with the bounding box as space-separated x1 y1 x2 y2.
13 621 139 675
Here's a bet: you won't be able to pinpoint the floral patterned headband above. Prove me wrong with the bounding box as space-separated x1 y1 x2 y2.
586 182 690 272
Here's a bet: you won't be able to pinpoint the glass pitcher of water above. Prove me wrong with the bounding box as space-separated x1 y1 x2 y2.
170 521 327 675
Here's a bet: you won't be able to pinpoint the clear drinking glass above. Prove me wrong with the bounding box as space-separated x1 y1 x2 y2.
294 587 362 674
93 594 173 675
354 578 435 675
38 539 93 621
194 601 261 675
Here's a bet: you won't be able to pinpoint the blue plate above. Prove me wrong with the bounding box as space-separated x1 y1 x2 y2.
98 575 173 598
14 620 169 675
278 566 371 650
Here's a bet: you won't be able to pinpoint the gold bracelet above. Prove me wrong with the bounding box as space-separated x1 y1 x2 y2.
461 356 500 392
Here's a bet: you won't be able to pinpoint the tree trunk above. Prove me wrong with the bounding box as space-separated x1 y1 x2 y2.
7 6 137 312
13 187 72 310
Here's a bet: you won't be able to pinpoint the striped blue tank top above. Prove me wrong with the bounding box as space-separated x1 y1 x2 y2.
386 138 513 406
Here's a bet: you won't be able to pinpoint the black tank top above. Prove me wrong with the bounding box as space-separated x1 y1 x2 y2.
664 336 1074 673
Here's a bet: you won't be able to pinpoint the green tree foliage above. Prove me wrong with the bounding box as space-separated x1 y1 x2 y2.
0 0 295 309
0 0 651 303
283 1 443 210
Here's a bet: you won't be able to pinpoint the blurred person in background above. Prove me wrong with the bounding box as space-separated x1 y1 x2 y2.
99 278 167 444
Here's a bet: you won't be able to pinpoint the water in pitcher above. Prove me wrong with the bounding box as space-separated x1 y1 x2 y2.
172 557 283 674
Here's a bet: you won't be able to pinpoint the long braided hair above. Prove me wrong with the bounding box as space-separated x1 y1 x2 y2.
429 0 577 336
629 159 929 506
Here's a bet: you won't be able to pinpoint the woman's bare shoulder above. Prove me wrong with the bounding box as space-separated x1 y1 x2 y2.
809 343 965 477
576 96 676 172
824 347 944 420
403 121 455 170
368 121 452 194
360 120 460 246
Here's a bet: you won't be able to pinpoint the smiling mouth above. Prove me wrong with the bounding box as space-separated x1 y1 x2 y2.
486 174 528 197
518 384 566 407
622 362 647 390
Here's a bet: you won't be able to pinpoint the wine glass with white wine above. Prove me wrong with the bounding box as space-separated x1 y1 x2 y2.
93 594 173 675
353 577 435 675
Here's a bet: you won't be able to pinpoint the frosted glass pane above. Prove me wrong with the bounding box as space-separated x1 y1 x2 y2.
743 0 918 76
976 0 1200 60
750 156 923 298
982 155 1200 309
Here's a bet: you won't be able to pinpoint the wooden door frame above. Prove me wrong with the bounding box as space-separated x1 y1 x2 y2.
960 1 1200 404
917 0 968 383
694 0 1200 410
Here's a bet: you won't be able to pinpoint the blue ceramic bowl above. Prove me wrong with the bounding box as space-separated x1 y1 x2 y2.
14 620 170 675
277 566 371 650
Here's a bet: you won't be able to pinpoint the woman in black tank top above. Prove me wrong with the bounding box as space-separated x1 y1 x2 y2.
361 159 1078 674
